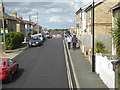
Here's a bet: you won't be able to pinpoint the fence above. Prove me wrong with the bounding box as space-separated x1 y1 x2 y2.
96 53 116 88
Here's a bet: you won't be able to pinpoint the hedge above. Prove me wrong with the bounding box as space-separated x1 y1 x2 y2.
4 32 24 50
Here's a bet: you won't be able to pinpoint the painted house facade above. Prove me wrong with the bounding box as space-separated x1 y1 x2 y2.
11 11 25 36
76 0 119 55
0 4 16 34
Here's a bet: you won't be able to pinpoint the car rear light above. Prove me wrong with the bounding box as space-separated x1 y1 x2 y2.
2 71 7 75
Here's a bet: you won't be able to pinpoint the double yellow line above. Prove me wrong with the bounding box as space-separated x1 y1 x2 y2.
63 40 73 89
63 40 80 90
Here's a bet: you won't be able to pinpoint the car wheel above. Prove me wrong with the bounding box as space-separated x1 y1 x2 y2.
9 72 13 82
29 45 31 47
16 65 19 73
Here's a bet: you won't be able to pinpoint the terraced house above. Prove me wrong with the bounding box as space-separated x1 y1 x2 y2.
110 3 120 55
76 0 119 57
11 11 25 34
0 4 16 34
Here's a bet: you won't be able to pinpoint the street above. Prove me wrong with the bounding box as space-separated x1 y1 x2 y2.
2 38 69 88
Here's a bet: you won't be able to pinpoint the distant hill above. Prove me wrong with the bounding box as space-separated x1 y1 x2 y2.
48 29 68 31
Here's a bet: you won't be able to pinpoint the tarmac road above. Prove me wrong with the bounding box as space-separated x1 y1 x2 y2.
2 38 69 88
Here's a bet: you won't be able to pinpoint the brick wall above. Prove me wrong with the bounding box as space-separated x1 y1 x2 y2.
86 0 119 34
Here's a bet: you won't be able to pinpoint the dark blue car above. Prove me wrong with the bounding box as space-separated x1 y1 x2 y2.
65 31 71 36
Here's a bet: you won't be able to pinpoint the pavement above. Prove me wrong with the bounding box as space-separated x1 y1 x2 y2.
65 41 108 89
0 42 28 59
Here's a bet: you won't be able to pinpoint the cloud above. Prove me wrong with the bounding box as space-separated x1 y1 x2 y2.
4 0 81 2
67 19 73 23
4 1 83 29
46 8 62 14
48 16 61 22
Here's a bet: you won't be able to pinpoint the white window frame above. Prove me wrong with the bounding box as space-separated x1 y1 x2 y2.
80 12 82 19
90 8 92 19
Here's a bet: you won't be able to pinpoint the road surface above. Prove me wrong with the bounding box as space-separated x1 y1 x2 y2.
3 37 69 88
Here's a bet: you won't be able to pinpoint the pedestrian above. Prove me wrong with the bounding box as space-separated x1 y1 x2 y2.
67 35 72 49
72 33 77 50
64 35 67 42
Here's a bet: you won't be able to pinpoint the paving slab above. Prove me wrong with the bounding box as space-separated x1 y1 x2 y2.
68 45 108 89
0 43 28 59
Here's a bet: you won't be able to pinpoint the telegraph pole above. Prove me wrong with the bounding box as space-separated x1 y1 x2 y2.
1 0 6 53
37 12 39 33
29 15 31 22
92 0 95 72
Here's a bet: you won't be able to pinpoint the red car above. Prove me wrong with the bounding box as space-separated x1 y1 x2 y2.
0 58 19 82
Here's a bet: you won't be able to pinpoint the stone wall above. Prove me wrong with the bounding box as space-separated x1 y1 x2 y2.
83 34 112 51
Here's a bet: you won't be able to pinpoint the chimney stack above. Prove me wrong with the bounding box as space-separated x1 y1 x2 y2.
19 16 23 20
12 11 17 18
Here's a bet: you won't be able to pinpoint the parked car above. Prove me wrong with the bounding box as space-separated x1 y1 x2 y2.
0 58 19 82
49 35 52 38
45 33 50 38
65 31 71 36
34 34 44 42
42 33 46 40
28 36 41 47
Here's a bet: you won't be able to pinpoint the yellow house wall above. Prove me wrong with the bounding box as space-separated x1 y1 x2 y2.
86 0 119 34
16 24 20 32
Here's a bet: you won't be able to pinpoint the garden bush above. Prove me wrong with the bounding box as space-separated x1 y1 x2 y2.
32 30 37 35
4 32 24 50
95 41 108 53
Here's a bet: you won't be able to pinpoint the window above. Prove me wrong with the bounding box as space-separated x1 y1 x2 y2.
0 61 6 65
8 59 13 66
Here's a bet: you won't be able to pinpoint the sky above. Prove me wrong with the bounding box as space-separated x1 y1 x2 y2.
3 0 93 29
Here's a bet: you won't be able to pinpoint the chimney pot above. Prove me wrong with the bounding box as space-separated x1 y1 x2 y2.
19 16 23 20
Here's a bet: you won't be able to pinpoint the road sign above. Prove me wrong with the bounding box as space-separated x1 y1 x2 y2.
1 28 3 34
1 28 8 34
5 28 8 34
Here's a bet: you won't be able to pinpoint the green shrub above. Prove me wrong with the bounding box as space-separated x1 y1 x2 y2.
95 41 108 53
5 32 24 50
32 30 37 35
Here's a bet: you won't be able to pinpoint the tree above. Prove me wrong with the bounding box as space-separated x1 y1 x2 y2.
111 15 120 59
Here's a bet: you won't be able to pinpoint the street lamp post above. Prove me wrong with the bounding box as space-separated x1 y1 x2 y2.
1 0 6 53
92 0 95 72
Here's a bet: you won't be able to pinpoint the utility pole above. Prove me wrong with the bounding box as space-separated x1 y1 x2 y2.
92 0 95 72
29 15 31 22
37 12 39 33
1 0 6 53
74 19 76 33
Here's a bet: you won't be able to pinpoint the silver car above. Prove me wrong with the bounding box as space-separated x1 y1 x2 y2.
28 36 41 47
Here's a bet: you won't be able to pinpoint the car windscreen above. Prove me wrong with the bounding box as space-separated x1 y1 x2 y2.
0 61 6 65
31 37 39 40
46 33 49 35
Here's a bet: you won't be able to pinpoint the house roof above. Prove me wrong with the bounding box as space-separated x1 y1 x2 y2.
76 0 105 14
10 16 25 24
84 0 105 12
0 11 16 21
109 2 120 11
20 19 32 25
76 8 82 15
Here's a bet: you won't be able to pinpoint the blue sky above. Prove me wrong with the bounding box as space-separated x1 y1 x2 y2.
3 0 93 29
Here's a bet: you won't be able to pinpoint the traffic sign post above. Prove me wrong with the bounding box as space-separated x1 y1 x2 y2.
1 28 8 34
1 0 6 53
